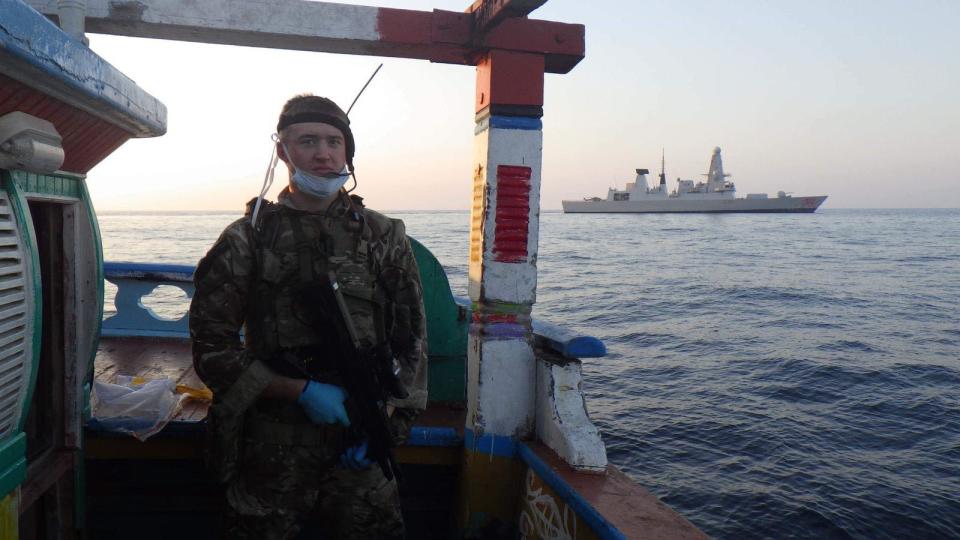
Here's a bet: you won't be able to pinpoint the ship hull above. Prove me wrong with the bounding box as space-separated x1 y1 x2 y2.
561 195 827 213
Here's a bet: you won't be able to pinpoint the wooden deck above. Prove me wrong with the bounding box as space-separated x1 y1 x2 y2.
94 336 209 423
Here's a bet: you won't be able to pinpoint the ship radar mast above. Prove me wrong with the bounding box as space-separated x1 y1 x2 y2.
704 146 732 192
659 148 667 187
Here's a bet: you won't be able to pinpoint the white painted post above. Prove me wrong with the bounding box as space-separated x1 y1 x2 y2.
467 116 542 440
460 50 546 530
57 0 87 43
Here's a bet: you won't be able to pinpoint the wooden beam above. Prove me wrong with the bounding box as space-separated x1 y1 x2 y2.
475 50 544 114
482 18 584 74
20 449 75 511
467 0 548 33
25 0 583 73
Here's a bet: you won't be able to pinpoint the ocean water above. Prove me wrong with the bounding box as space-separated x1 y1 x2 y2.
99 208 960 539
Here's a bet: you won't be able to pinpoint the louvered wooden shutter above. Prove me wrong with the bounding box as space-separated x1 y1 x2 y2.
0 191 33 440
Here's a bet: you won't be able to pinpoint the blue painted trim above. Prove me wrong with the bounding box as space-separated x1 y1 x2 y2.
102 262 194 337
104 261 194 282
406 427 462 447
0 1 166 137
100 328 190 339
533 320 607 359
518 443 627 540
474 115 543 134
464 430 517 458
489 115 543 131
85 420 459 444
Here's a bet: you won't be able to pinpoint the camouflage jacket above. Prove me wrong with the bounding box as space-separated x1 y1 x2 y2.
189 190 428 427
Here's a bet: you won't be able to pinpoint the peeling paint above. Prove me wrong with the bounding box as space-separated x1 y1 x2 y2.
468 337 535 437
466 104 545 527
535 359 607 472
1 1 166 137
469 120 541 304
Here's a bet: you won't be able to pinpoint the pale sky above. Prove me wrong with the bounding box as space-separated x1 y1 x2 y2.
85 0 960 211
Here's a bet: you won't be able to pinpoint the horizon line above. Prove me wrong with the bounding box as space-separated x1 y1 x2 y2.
97 207 960 214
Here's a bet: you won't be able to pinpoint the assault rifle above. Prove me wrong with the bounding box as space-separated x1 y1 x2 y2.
305 271 407 482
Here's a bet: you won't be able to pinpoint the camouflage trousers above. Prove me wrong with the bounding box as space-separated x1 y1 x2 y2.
223 430 405 540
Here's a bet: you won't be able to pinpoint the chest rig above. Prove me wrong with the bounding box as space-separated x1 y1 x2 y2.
244 194 391 380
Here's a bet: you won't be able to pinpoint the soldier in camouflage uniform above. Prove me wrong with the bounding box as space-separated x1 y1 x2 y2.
189 95 427 539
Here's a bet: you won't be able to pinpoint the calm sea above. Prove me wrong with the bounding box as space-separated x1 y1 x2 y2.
99 208 960 540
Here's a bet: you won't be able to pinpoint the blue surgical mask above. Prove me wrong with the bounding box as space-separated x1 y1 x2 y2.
291 166 349 199
280 140 350 199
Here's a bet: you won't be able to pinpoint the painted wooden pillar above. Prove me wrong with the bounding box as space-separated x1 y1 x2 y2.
461 49 545 532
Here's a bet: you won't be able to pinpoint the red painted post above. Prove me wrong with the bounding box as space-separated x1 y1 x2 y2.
475 50 545 116
493 165 531 263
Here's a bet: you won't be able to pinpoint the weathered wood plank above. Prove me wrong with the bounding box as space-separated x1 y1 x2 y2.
20 449 75 512
25 0 583 73
469 0 547 33
94 336 210 423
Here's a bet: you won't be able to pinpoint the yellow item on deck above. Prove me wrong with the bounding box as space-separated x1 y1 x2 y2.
175 384 214 402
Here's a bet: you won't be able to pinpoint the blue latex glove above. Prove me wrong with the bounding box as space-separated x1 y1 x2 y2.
297 381 350 426
340 440 374 470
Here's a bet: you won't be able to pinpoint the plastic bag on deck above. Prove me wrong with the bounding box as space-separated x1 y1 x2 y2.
90 375 185 441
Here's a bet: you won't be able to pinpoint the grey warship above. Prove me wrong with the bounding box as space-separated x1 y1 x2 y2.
562 147 827 213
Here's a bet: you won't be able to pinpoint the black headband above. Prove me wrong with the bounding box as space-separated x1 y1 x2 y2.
276 112 349 133
277 111 355 165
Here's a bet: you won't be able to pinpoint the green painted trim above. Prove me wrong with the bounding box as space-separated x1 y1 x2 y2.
427 355 467 403
409 237 468 402
10 170 82 199
76 179 99 532
0 435 25 476
82 383 91 422
410 237 469 357
473 299 530 315
0 433 27 499
1 171 43 433
78 178 103 402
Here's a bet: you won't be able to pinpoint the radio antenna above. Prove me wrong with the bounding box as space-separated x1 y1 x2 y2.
346 63 383 115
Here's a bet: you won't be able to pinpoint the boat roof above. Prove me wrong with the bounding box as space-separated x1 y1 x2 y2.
0 0 166 139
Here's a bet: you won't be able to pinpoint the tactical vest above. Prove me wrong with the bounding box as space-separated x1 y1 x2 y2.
243 193 395 381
